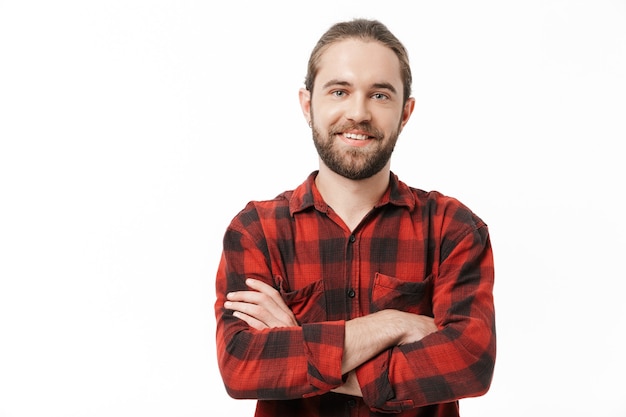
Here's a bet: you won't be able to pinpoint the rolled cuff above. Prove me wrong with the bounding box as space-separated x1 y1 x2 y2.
302 321 345 396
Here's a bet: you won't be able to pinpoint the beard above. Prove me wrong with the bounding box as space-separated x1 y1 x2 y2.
311 119 401 180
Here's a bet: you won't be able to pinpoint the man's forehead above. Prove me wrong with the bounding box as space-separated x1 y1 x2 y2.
315 39 403 89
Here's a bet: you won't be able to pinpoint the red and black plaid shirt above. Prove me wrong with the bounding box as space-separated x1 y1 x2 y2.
215 171 496 417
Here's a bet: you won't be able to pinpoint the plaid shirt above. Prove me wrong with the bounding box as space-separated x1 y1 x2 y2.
215 171 496 417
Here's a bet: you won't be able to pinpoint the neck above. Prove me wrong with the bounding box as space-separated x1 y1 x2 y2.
315 164 390 231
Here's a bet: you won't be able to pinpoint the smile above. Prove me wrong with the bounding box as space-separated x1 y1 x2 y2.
343 132 370 140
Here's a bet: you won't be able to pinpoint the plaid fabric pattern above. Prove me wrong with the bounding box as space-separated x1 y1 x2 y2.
215 171 496 417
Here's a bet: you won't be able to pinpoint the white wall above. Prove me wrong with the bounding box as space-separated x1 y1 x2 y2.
1 1 625 416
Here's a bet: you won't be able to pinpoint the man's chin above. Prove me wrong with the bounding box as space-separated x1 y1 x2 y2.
329 165 381 181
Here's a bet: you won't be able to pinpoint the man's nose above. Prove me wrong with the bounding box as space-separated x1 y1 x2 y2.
345 95 372 123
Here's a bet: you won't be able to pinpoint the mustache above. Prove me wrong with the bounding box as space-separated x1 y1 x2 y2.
328 123 383 140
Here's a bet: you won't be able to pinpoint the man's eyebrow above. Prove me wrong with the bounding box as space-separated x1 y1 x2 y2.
372 82 398 94
321 79 352 89
321 79 398 95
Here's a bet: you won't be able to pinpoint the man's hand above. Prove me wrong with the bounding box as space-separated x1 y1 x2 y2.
393 310 438 346
224 278 299 329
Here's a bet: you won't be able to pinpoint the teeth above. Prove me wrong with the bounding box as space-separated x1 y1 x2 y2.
344 133 369 140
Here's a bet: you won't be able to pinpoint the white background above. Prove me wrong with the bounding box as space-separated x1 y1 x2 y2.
1 1 625 416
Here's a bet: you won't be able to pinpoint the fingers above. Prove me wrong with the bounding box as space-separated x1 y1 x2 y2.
244 278 295 318
396 313 438 345
232 310 268 330
225 298 289 328
225 296 296 328
225 278 299 328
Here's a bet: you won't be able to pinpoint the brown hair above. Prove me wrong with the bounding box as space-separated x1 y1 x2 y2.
304 19 412 103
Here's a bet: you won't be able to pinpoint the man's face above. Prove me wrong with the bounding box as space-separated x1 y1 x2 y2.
304 39 414 180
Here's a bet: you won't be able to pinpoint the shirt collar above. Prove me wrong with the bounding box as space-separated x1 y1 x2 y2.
289 171 416 216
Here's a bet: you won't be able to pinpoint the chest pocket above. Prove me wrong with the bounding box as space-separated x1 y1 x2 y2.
277 277 327 324
371 272 433 315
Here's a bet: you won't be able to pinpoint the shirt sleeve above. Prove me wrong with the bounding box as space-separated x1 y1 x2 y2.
355 207 496 412
215 208 346 400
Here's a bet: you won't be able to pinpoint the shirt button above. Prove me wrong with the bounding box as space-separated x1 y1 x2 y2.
347 398 357 407
349 235 356 243
347 289 356 298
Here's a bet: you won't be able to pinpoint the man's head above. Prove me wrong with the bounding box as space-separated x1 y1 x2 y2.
299 19 415 180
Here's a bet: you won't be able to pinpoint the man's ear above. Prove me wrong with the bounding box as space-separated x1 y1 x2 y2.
299 88 312 125
400 97 416 130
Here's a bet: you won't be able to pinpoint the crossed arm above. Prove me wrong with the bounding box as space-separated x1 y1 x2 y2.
224 278 437 397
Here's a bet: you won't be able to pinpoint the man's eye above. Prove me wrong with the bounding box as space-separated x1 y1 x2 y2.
372 93 389 100
332 90 346 97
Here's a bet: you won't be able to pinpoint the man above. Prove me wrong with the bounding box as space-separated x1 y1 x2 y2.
215 18 496 416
